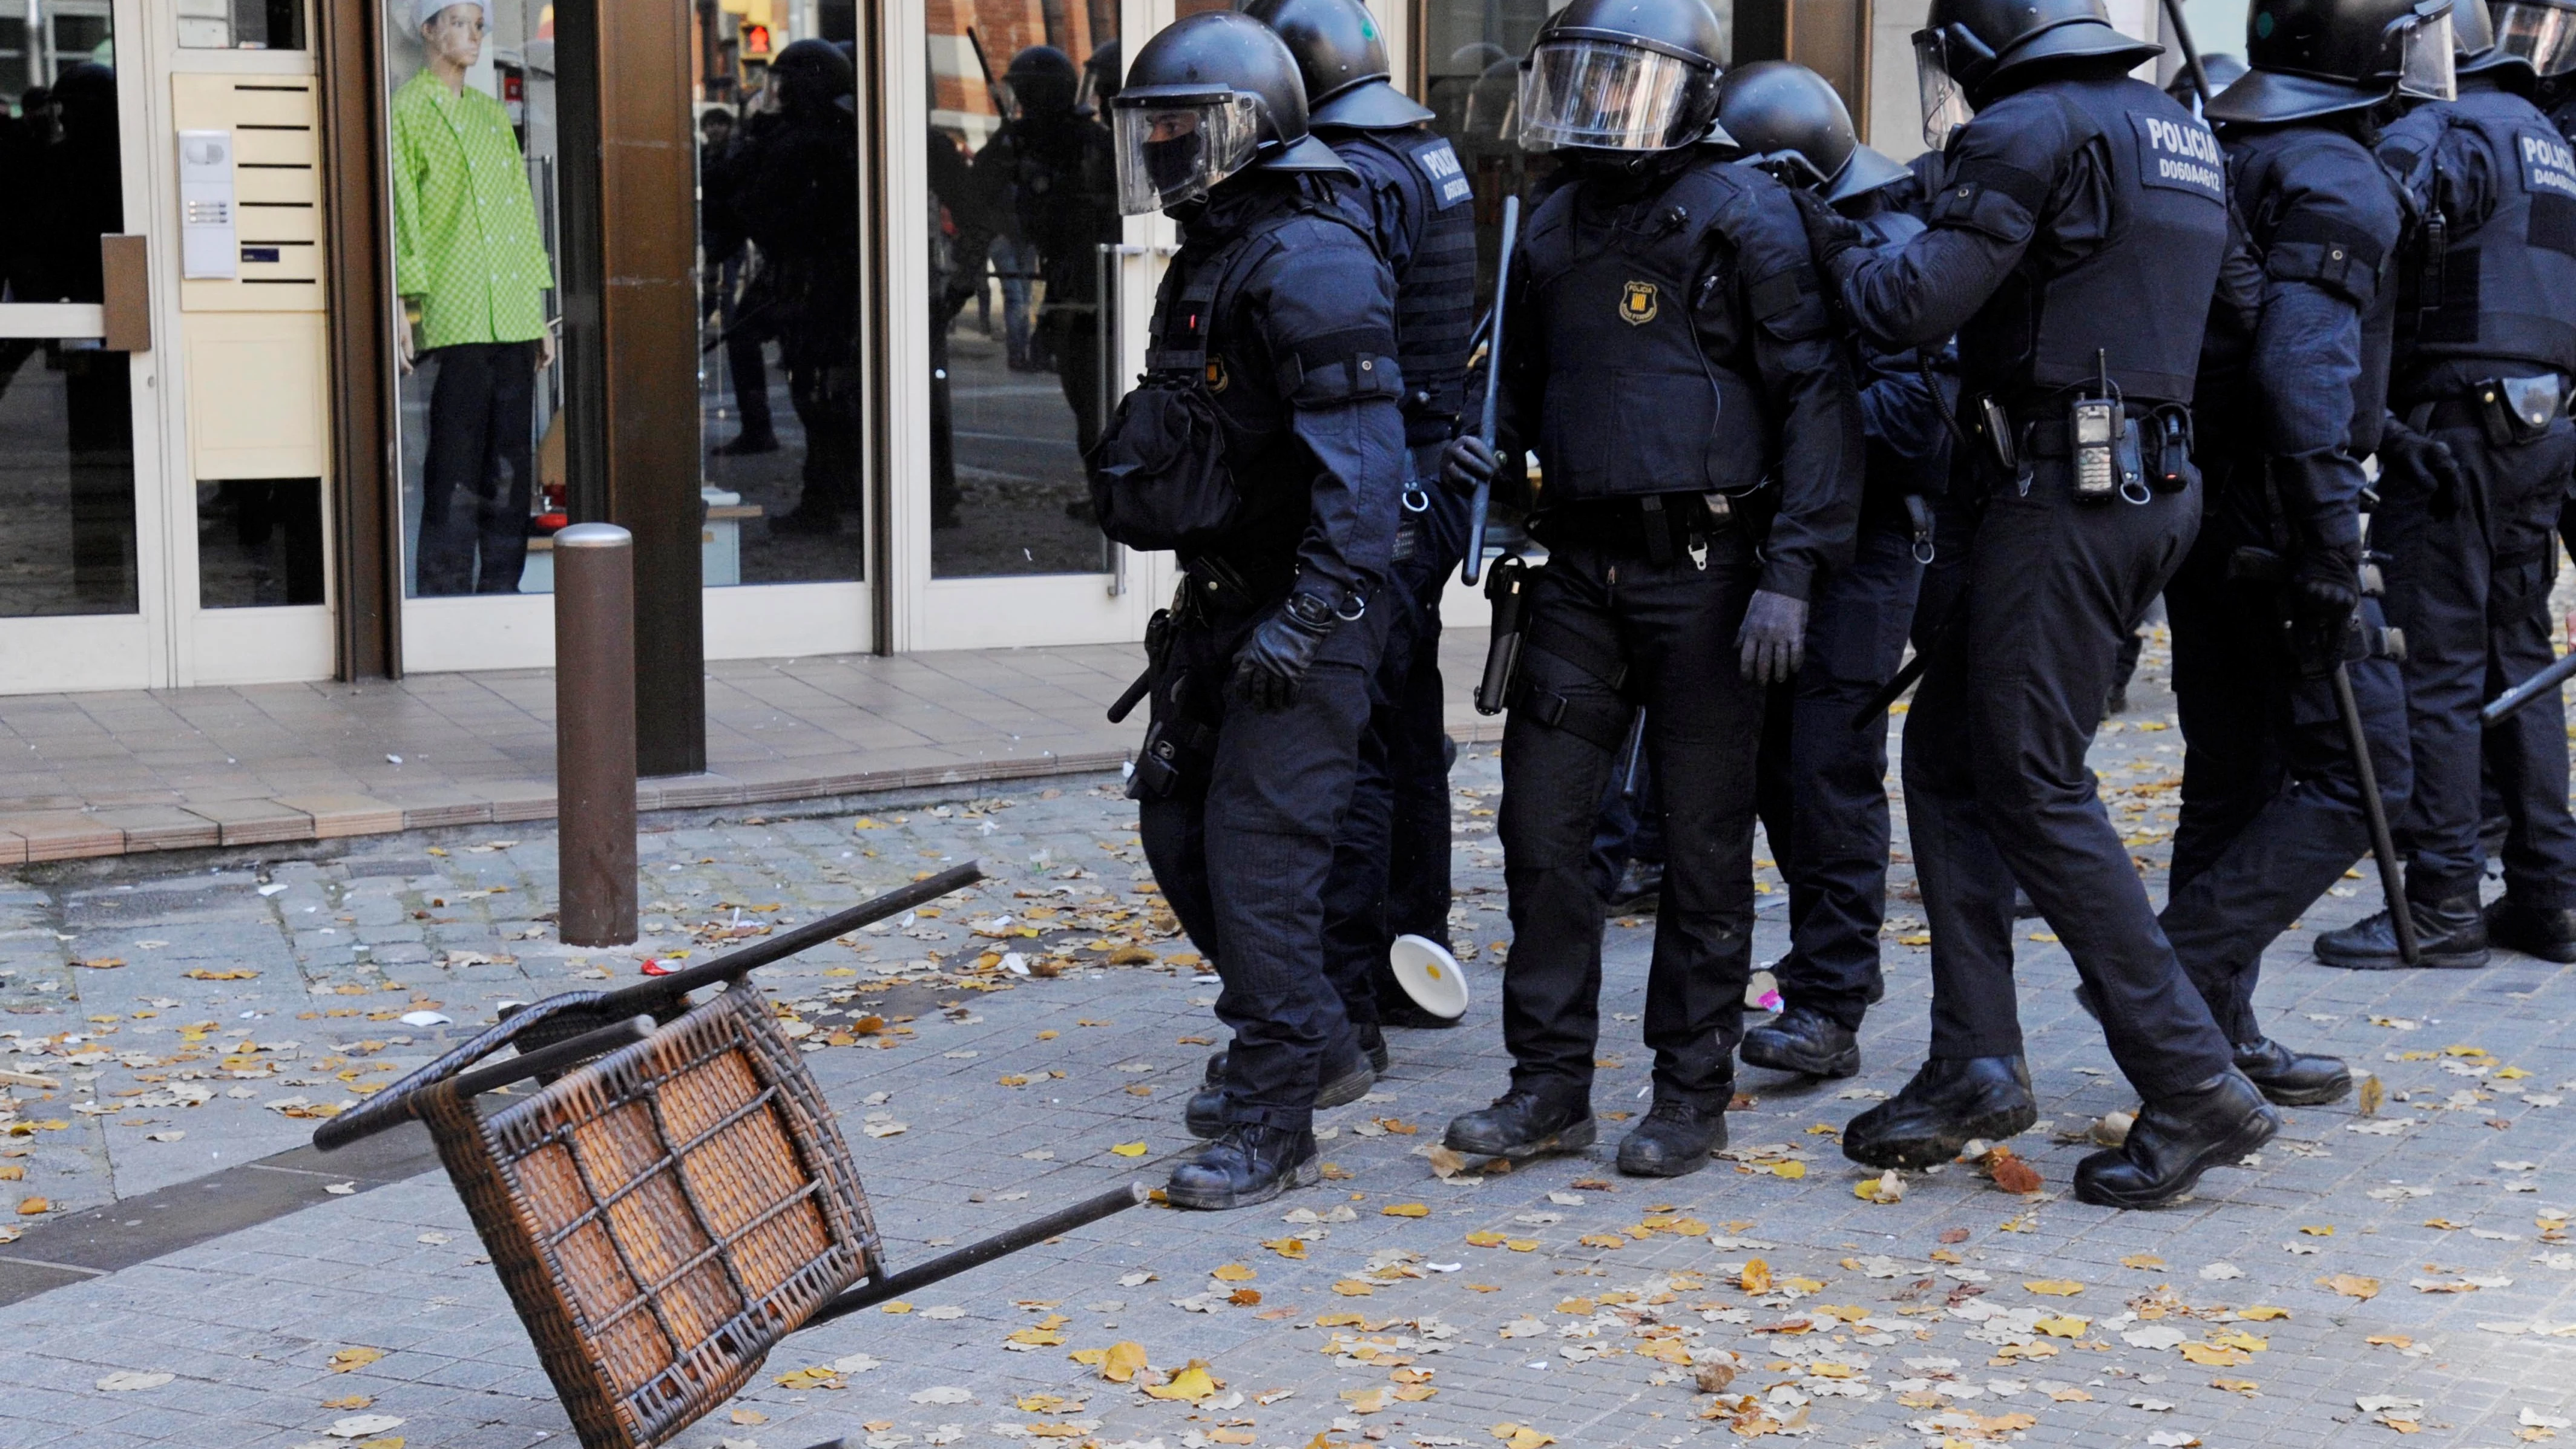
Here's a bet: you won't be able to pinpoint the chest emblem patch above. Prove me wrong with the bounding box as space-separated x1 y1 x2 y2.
1620 280 1660 326
1205 357 1229 393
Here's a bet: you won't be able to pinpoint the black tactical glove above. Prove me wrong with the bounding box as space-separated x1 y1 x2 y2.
2379 421 2467 518
1789 185 1864 271
1441 434 1499 496
1230 592 1338 711
1738 588 1809 684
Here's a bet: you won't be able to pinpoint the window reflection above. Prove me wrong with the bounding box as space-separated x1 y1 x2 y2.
925 1 1120 577
0 42 137 619
177 0 307 51
695 12 867 584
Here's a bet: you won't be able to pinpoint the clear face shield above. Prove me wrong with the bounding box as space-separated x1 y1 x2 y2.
1112 93 1264 214
2395 6 2459 100
1912 28 1979 150
2495 2 2576 76
1516 38 1702 153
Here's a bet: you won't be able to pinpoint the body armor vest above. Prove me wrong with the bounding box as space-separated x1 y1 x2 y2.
1332 129 1480 447
1956 76 2230 410
1518 159 1778 502
2398 97 2576 376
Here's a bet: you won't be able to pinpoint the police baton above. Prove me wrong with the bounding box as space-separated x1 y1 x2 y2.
2159 0 2214 106
2332 660 2420 967
2483 651 2576 728
1463 194 1522 587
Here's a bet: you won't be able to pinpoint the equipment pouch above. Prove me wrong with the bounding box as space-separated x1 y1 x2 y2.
2147 406 2199 494
1087 377 1243 553
1476 556 1532 717
2479 375 2568 447
1129 720 1184 801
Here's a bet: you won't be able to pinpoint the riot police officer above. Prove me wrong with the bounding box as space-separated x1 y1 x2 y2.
974 45 1121 456
2319 0 2576 967
1099 12 1408 1209
1717 61 1951 1082
2496 0 2576 564
2154 0 2434 1105
1246 0 1481 1061
1798 0 2283 1208
1440 0 1865 1177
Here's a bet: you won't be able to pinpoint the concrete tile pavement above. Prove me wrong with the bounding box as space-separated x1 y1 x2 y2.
0 652 2571 1448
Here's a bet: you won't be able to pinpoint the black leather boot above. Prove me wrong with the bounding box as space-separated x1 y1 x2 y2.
1842 1057 2037 1170
1616 1097 1728 1177
1444 1088 1596 1160
1740 1005 1861 1079
2073 1070 2279 1209
2234 1038 2351 1106
1188 1045 1376 1138
1166 1125 1321 1211
2485 898 2576 964
2313 893 2489 969
1606 859 1664 915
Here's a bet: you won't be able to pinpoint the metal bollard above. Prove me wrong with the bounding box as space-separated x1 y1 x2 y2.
554 524 639 947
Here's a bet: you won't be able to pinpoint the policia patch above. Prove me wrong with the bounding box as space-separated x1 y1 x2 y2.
1620 280 1660 326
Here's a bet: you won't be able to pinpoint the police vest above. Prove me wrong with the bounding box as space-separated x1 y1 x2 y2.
1330 129 1480 447
1951 77 2230 410
2398 102 2576 375
1517 159 1780 502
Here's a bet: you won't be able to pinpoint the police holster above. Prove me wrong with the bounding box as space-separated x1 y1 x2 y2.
1126 580 1229 803
2472 375 2568 449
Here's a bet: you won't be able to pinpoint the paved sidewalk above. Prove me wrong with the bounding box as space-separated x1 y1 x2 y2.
0 640 1499 866
0 640 2571 1448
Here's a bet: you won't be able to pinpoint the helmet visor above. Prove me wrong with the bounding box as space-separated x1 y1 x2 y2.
1112 93 1264 214
2496 2 2576 75
2398 8 2459 100
1913 30 1977 150
1516 39 1701 153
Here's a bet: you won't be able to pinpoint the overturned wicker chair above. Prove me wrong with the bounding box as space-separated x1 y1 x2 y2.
315 862 1147 1449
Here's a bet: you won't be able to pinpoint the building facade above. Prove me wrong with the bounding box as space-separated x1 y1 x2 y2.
0 0 2207 753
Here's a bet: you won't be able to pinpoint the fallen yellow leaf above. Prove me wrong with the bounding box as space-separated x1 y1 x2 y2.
327 1347 385 1373
1770 1161 1807 1180
1382 1203 1430 1218
2321 1274 2380 1300
1578 1234 1627 1249
1109 1142 1149 1158
1464 1230 1507 1248
2121 1254 2167 1270
881 1301 913 1315
1263 1237 1309 1258
1341 1387 1390 1414
2032 1316 2089 1338
2299 1224 2334 1237
13 1197 47 1216
1140 1359 1221 1402
1332 1280 1375 1296
1491 1425 1556 1449
1212 1264 1257 1282
1741 1258 1773 1293
2238 1306 2290 1321
1505 1238 1540 1252
2213 1377 2259 1395
321 1396 372 1411
2178 1342 2250 1367
2023 1280 2085 1296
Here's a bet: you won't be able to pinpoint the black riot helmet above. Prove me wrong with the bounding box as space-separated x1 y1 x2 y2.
1516 0 1731 156
2207 0 2458 123
1914 0 2161 145
2495 0 2576 73
1082 39 1122 108
1715 60 1910 204
769 38 856 114
1111 10 1346 215
1001 45 1081 119
1243 0 1436 129
2167 50 2250 103
2453 0 2542 77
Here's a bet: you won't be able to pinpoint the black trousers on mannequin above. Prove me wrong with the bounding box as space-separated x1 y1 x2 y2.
417 340 536 596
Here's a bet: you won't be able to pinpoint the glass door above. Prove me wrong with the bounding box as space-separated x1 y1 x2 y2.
887 0 1169 651
0 0 165 694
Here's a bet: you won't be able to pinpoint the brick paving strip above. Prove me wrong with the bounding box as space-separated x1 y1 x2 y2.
0 640 2569 1447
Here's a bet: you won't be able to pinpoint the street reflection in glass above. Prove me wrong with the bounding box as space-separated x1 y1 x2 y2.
0 39 138 619
926 1 1120 577
697 24 867 583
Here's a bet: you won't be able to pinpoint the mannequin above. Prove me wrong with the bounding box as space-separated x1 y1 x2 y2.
391 0 556 594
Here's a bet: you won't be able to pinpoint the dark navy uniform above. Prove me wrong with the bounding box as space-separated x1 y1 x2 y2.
1129 174 1408 1134
2374 81 2576 928
1491 151 1862 1116
1312 124 1480 1037
1752 190 1948 1040
2160 117 2413 1033
1819 71 2241 1104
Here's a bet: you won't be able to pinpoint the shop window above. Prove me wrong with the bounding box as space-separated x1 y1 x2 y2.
693 6 867 584
179 0 307 51
199 478 324 606
920 0 1121 577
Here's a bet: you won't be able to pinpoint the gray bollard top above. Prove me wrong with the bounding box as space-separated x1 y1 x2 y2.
553 523 634 550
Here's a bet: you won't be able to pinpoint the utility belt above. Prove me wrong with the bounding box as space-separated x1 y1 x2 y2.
1970 392 2198 505
1126 558 1359 803
2405 373 2569 450
1529 490 1752 570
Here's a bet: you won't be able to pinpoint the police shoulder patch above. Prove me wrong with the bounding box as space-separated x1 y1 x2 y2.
1411 137 1474 209
2130 111 2226 203
2518 128 2576 200
1620 280 1659 326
